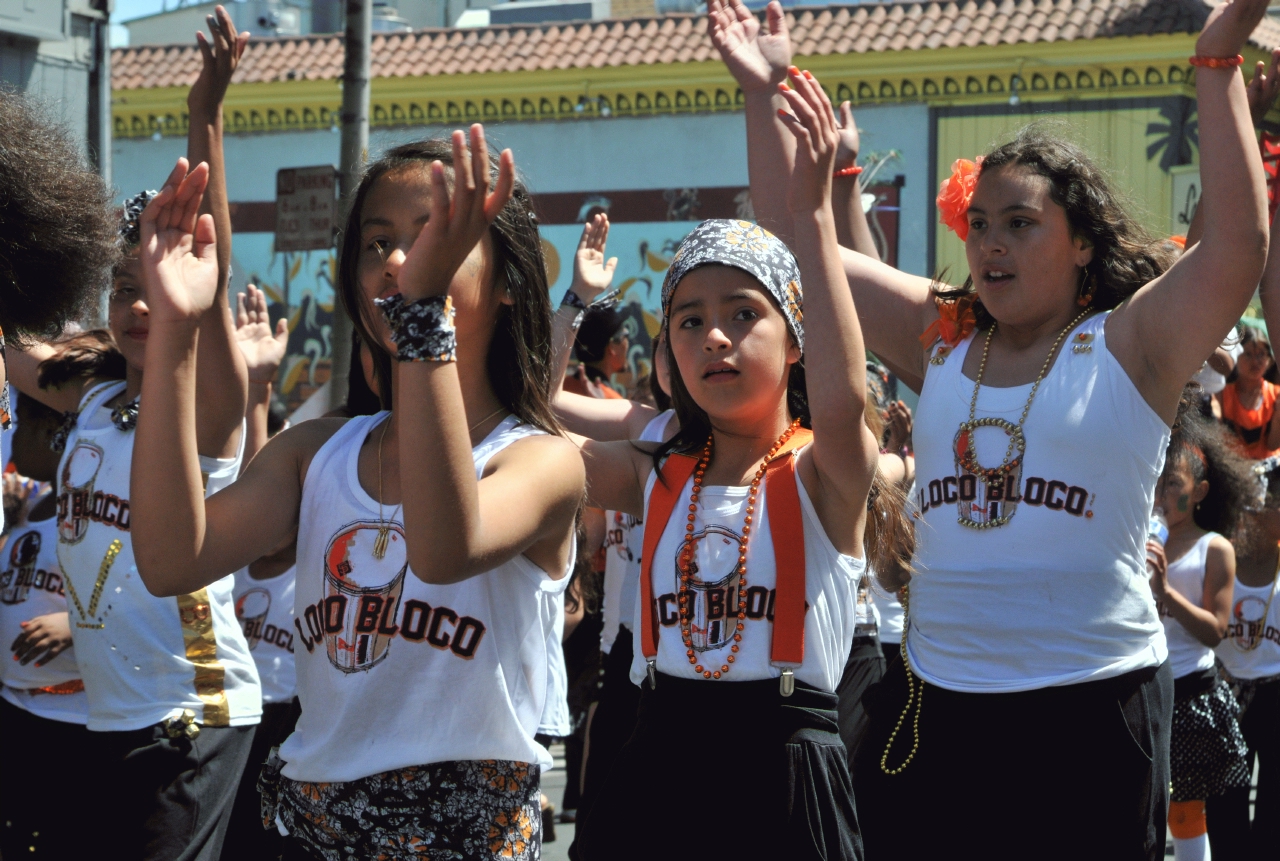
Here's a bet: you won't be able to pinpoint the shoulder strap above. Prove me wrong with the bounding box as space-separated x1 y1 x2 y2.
765 429 811 667
639 452 699 660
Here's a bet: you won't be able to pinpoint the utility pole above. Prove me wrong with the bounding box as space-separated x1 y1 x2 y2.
330 0 371 410
88 0 112 183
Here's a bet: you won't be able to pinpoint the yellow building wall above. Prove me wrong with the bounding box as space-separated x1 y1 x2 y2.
933 101 1196 282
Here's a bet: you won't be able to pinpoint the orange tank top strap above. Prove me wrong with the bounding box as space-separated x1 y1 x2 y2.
639 428 813 695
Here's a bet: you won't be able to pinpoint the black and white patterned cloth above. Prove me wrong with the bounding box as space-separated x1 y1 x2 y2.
376 294 458 363
660 219 805 353
1170 676 1251 802
119 190 158 249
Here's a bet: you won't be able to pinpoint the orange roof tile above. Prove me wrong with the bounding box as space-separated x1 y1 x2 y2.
112 0 1280 91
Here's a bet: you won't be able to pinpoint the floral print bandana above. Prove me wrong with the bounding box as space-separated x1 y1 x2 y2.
661 219 805 354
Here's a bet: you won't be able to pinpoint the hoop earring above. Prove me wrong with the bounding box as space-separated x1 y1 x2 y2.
1077 269 1097 307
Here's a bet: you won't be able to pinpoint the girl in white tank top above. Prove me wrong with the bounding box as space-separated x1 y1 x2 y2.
1149 418 1251 860
125 131 583 861
573 75 908 860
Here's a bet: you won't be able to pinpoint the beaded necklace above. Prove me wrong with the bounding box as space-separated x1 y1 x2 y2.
678 418 802 680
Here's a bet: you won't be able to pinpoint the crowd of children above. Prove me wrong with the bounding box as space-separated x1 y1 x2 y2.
0 1 1278 859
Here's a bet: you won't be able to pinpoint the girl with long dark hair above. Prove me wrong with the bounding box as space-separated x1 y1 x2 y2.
127 127 583 861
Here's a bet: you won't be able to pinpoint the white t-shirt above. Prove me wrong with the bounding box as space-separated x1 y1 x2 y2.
232 564 297 704
538 593 572 738
869 577 904 646
56 381 261 731
280 413 572 783
1217 571 1280 680
1161 532 1220 679
1191 327 1242 396
909 314 1168 693
601 409 675 654
0 504 88 724
628 452 863 693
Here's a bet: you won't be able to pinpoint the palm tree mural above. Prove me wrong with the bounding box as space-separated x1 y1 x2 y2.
1147 98 1198 172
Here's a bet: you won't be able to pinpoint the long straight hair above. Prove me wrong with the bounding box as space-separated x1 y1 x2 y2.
336 139 561 435
650 271 912 575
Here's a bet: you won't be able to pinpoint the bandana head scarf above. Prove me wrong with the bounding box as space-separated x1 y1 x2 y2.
660 219 804 353
119 190 158 250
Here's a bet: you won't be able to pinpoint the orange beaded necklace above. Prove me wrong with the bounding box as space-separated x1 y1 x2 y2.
678 418 803 680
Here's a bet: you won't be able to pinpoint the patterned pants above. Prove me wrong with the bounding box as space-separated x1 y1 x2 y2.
263 759 541 860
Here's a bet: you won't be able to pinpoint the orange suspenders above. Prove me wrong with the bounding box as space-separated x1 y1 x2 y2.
638 430 812 695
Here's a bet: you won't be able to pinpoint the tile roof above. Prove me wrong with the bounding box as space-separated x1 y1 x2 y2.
113 0 1280 91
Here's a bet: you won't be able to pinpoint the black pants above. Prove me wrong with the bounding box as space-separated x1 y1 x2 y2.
1207 676 1280 859
835 632 886 778
577 672 862 861
854 657 1172 861
0 697 97 861
220 699 301 861
569 626 642 859
80 718 257 861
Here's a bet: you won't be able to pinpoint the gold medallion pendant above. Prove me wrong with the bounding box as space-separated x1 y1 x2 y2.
953 418 1025 529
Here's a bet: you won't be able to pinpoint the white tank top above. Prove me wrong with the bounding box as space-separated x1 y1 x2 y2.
0 504 89 724
232 564 297 704
56 382 261 730
909 313 1169 692
280 412 572 783
1217 570 1280 679
601 409 675 654
1161 532 1220 679
627 452 863 692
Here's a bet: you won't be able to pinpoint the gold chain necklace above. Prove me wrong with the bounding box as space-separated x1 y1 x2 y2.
65 539 122 629
370 407 507 560
953 308 1092 529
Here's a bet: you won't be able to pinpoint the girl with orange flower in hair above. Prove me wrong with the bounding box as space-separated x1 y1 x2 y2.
712 0 1274 856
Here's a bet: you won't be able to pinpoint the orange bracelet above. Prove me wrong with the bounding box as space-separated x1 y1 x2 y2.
834 166 863 178
1189 54 1244 69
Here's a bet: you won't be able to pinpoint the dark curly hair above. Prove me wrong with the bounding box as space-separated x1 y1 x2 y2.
935 123 1176 328
336 138 561 436
1166 388 1257 539
0 88 118 343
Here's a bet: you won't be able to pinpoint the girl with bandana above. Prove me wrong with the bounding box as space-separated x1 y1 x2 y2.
713 0 1273 856
572 68 906 861
5 11 260 861
126 125 582 861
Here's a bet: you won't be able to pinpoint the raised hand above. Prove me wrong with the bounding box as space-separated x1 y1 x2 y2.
778 67 840 214
397 124 516 302
1197 0 1270 60
1247 49 1280 126
885 400 913 453
571 213 618 303
138 157 219 324
835 101 861 172
707 0 791 94
235 284 289 383
189 4 249 113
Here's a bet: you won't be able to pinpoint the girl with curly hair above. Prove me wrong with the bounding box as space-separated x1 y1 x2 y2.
713 0 1274 854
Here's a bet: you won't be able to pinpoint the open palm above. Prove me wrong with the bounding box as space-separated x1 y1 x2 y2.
139 158 219 324
235 284 289 383
707 0 791 93
1196 0 1270 59
572 213 618 302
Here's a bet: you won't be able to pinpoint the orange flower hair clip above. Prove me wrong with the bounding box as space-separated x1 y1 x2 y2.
919 293 979 349
937 157 982 241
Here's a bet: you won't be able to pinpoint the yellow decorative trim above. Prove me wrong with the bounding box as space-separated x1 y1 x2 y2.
176 589 229 726
113 33 1259 138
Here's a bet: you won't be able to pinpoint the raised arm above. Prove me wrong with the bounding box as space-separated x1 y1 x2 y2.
234 283 289 466
550 215 656 440
5 343 86 414
186 5 250 458
392 126 583 584
778 69 877 555
129 159 306 596
832 102 878 261
1109 0 1272 423
708 0 795 244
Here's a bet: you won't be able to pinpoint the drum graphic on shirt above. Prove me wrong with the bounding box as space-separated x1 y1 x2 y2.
58 441 105 545
0 529 40 605
1231 595 1269 650
323 521 407 673
235 588 271 650
676 525 745 652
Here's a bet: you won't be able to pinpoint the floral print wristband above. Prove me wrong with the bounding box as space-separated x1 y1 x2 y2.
375 294 458 363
